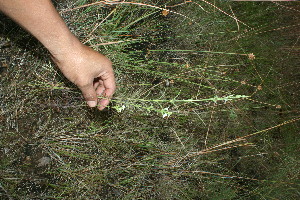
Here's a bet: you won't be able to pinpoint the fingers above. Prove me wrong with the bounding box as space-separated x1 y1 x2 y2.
80 71 115 110
79 83 98 108
93 80 100 90
96 71 116 110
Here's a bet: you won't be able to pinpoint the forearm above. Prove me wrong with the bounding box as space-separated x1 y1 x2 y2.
0 0 80 56
0 0 116 109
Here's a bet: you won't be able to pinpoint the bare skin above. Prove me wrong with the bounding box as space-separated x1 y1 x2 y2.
0 0 116 110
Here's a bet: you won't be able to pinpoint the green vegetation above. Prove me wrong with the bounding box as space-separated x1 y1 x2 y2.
1 0 299 199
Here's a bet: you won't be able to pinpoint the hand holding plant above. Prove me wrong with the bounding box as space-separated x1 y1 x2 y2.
51 43 116 110
0 0 116 110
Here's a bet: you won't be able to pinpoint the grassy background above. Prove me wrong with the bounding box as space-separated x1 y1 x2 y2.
1 0 299 199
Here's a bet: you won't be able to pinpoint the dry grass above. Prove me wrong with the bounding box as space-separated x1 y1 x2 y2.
1 1 299 199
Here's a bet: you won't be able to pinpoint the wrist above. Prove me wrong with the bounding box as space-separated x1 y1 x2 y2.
46 34 82 59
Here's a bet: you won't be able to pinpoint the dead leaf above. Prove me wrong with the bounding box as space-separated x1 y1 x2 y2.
162 10 169 16
276 105 281 109
248 53 255 60
257 85 262 90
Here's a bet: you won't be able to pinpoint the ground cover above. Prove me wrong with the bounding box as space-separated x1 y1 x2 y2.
0 0 299 199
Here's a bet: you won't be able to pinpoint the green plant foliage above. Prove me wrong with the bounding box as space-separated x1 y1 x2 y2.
0 0 299 199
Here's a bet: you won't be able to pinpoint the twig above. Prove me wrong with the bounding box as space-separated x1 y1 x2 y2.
229 5 240 31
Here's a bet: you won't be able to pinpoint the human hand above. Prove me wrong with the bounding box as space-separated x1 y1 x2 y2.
51 43 116 110
0 0 116 110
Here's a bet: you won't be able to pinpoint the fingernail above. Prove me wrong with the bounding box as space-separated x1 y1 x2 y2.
87 101 97 107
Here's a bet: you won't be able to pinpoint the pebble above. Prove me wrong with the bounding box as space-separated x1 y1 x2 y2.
37 156 51 167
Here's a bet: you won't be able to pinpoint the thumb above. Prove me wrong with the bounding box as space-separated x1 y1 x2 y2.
79 84 98 107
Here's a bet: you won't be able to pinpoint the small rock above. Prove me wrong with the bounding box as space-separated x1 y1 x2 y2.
3 147 9 154
37 156 51 167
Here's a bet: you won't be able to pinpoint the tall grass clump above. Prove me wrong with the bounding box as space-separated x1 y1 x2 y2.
1 0 299 199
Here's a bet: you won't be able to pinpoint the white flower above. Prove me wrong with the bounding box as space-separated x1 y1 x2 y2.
161 107 172 118
115 105 126 113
